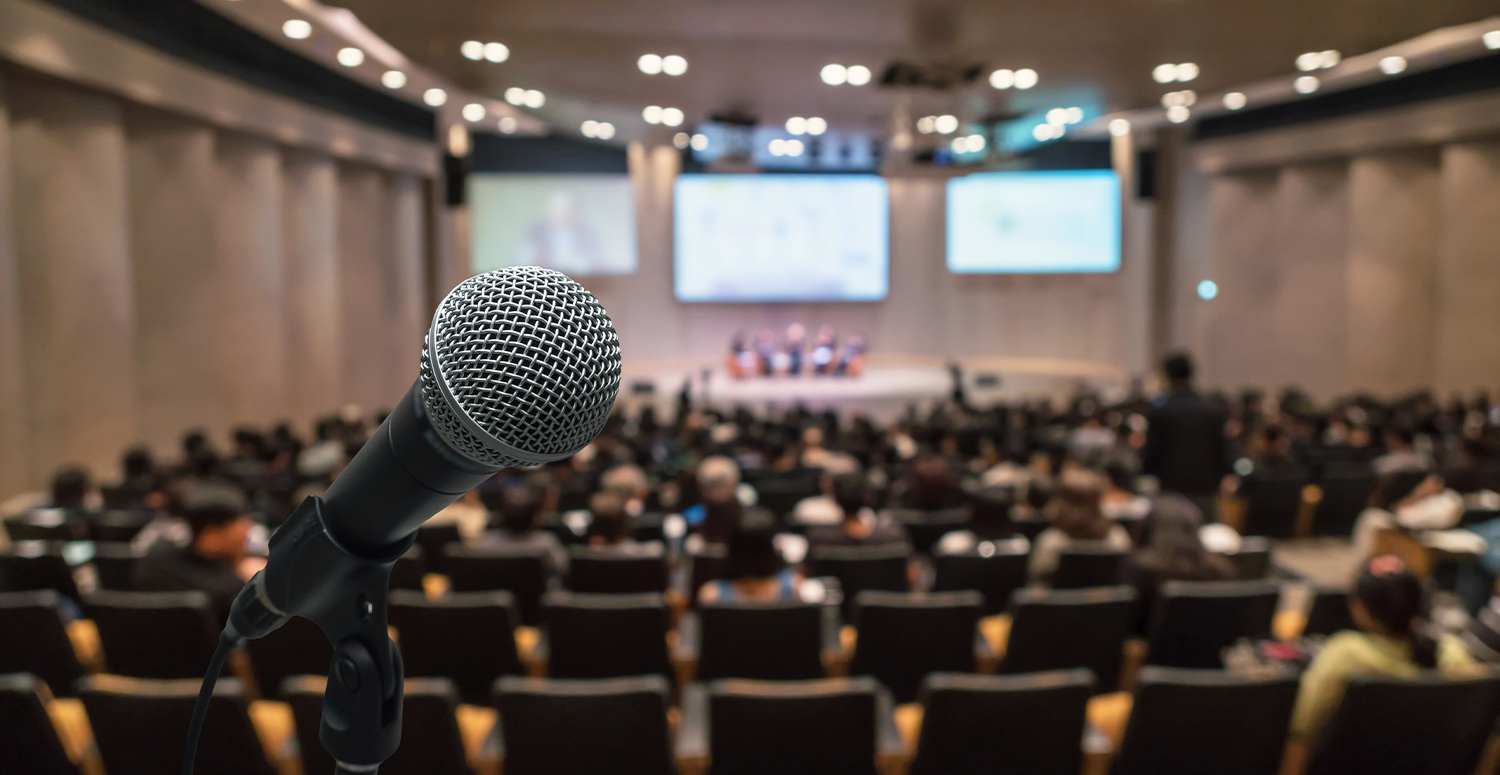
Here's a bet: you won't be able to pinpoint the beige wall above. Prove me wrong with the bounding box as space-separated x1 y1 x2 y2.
1434 141 1500 396
282 150 343 428
0 70 31 495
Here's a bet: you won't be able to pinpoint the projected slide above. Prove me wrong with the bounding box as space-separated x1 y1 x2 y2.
469 173 637 275
674 175 889 302
947 170 1121 274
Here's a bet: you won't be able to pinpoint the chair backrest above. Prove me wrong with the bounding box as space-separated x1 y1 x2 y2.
1312 471 1376 537
244 614 331 699
686 544 729 606
1001 586 1136 692
1146 580 1279 668
697 601 827 681
85 590 220 679
909 669 1093 775
567 546 668 594
1306 673 1500 775
931 546 1030 615
1218 536 1272 580
1112 666 1298 775
542 592 672 682
281 676 336 775
1241 474 1309 539
1052 546 1128 589
708 677 883 775
0 672 78 775
889 509 968 555
632 512 668 544
757 478 823 520
90 542 144 591
495 675 675 775
389 544 426 592
88 511 151 543
414 523 463 567
441 544 550 625
3 511 84 543
388 589 522 705
0 544 81 602
850 590 983 704
1302 587 1355 637
0 590 85 697
809 543 911 615
80 674 275 775
380 678 473 775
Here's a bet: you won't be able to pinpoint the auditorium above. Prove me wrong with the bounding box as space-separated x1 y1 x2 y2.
5 0 1500 773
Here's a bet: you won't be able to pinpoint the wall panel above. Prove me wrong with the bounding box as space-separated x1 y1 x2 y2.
1435 141 1500 395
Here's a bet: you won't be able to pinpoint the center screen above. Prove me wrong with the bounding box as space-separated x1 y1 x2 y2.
674 174 889 302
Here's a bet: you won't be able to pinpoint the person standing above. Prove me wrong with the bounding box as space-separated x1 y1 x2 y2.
1142 352 1228 521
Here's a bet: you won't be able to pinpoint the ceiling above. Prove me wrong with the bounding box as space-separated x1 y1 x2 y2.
336 0 1500 143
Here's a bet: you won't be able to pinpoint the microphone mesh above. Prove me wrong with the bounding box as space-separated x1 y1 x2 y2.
420 267 621 467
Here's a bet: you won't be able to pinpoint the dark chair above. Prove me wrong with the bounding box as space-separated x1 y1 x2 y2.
90 542 143 591
567 546 668 594
0 591 86 697
88 511 152 543
388 589 523 705
632 511 668 544
415 523 463 567
281 676 337 775
909 669 1094 775
849 590 984 704
1146 580 1279 669
678 677 903 775
1312 469 1376 537
0 672 79 775
683 543 729 607
1052 546 1129 589
390 544 426 592
495 675 675 775
1112 667 1299 775
80 674 275 775
1240 474 1309 539
1218 536 1272 580
1305 674 1500 775
888 508 968 555
0 543 82 602
285 676 476 775
809 543 910 615
541 592 672 682
1302 587 1355 637
686 601 830 682
3 510 85 542
244 614 331 699
931 545 1030 615
85 590 221 679
756 478 822 520
1001 586 1136 692
442 544 551 625
1014 518 1050 542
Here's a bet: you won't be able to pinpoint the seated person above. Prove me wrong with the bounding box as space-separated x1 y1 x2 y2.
684 456 746 545
1100 461 1151 521
600 464 651 517
1373 426 1431 476
586 491 657 553
476 484 567 574
936 487 1031 555
110 447 164 511
1352 473 1464 558
425 487 490 544
1292 555 1481 739
790 455 864 527
1122 495 1234 633
898 455 964 511
698 513 802 604
1028 469 1132 583
806 474 908 548
133 484 264 624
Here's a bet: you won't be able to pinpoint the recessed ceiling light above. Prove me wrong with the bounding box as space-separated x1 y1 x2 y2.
643 105 664 124
769 138 786 156
1223 92 1247 110
1296 52 1322 72
1379 56 1407 75
1032 124 1056 141
638 54 663 75
462 103 486 122
662 55 688 76
498 116 518 134
990 69 1015 89
785 139 805 157
1294 75 1320 94
485 43 509 63
846 65 872 85
282 19 312 40
336 47 364 67
821 64 848 85
380 70 406 89
423 88 447 107
1109 119 1131 136
916 116 936 134
806 117 827 136
581 120 599 138
1064 107 1084 124
1166 105 1190 123
1318 50 1341 69
505 88 525 105
1485 30 1500 50
691 134 709 151
1153 63 1178 83
674 132 691 149
662 107 685 127
1046 108 1068 125
460 41 484 61
935 114 959 134
596 122 615 140
1174 63 1199 82
1014 68 1038 89
785 117 808 135
523 90 545 109
1198 280 1218 300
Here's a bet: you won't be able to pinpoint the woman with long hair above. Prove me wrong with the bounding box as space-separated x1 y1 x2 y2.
1028 469 1132 583
1124 495 1234 633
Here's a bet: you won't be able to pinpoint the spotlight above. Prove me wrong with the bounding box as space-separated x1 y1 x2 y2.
769 138 787 156
484 42 510 63
1109 119 1130 136
1197 280 1219 300
643 105 664 124
1174 62 1199 82
282 19 312 40
638 54 663 74
380 70 406 89
498 116 518 134
990 69 1015 89
596 122 615 140
806 117 827 136
523 90 545 108
1318 50 1341 69
1296 52 1321 72
461 41 484 61
845 65 872 85
1379 56 1407 75
1223 92 1247 110
337 47 364 67
505 87 525 105
690 133 709 151
785 139 805 157
673 132 690 149
934 114 959 134
1065 107 1084 124
662 55 688 76
1153 63 1177 83
581 120 599 138
423 88 448 107
1014 68 1038 89
821 64 848 85
1046 108 1068 125
916 116 936 134
661 107 684 127
462 103 486 122
785 117 808 135
1032 124 1056 141
1486 30 1500 50
1294 75 1319 94
1166 105 1190 123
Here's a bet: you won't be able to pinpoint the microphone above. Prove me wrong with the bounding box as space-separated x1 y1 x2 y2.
186 267 620 775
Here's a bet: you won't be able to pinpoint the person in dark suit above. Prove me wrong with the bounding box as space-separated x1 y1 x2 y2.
1142 352 1228 521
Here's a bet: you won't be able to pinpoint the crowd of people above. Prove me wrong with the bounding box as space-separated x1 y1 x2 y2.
727 323 867 378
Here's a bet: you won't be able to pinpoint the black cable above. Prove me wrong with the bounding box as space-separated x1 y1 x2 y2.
182 630 242 775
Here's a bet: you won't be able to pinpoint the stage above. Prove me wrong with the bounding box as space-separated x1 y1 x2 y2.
617 353 1133 421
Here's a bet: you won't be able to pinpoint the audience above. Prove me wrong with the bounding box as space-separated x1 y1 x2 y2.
1028 469 1131 582
1123 495 1235 633
685 456 744 544
936 487 1029 555
807 474 908 548
133 483 264 623
586 491 654 552
1373 426 1430 476
476 484 567 573
698 513 802 604
426 487 491 544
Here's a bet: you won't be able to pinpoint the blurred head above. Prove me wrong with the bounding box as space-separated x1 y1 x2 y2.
182 484 251 561
1352 555 1438 668
1103 461 1133 494
488 484 544 535
724 512 783 581
1163 352 1195 386
802 425 825 450
50 466 91 509
1050 469 1110 540
786 323 806 343
1136 495 1223 579
587 491 630 545
1385 426 1416 450
969 488 1016 540
833 473 867 518
122 447 154 479
697 456 741 504
907 455 956 511
602 464 650 502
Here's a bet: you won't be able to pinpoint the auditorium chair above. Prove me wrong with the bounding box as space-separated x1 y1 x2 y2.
1311 465 1377 537
1014 517 1051 542
89 542 143 591
441 544 552 625
1239 473 1309 539
390 544 426 592
0 590 86 697
680 600 832 682
931 544 1029 614
848 590 985 704
80 674 275 775
755 477 823 521
632 511 668 544
243 613 332 699
682 543 729 607
677 677 904 775
3 510 85 542
1218 536 1272 580
1111 667 1298 775
415 523 463 568
286 675 477 775
539 591 673 682
908 669 1094 775
1146 580 1279 669
88 510 152 543
387 589 523 705
0 672 78 775
567 545 669 594
809 543 911 615
1052 546 1129 589
887 508 968 554
85 589 221 679
0 543 82 602
1304 673 1500 775
1302 587 1355 637
495 675 675 775
1000 586 1136 692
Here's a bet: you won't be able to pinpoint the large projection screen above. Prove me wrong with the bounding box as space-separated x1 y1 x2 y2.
946 170 1121 274
469 173 638 275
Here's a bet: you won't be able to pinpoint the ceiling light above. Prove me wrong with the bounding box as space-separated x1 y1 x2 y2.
505 87 525 105
380 70 406 89
638 54 663 74
462 103 486 122
498 116 518 134
1153 63 1178 83
461 40 484 60
447 124 470 157
1223 91 1247 110
643 105 663 124
1014 68 1038 89
1198 280 1219 300
1064 107 1084 124
821 64 848 85
662 55 688 76
282 19 312 39
581 120 599 138
1486 30 1500 50
337 47 364 67
1379 56 1407 75
769 138 787 156
484 43 509 63
673 132 690 149
1046 108 1068 125
846 65 872 85
1294 75 1319 94
1032 124 1056 141
950 137 967 153
806 117 827 135
661 107 684 127
596 122 615 140
785 116 808 135
523 89 545 108
785 139 805 157
916 116 936 134
1109 118 1131 137
990 69 1015 89
691 133 709 151
1166 105 1190 123
964 134 986 152
1318 50 1341 69
423 88 448 107
1296 52 1321 72
1174 63 1199 82
935 114 959 134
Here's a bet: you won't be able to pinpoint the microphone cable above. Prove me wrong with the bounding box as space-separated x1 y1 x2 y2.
181 629 243 775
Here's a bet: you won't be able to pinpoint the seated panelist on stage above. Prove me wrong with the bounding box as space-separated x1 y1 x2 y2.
836 334 867 377
810 325 838 375
783 322 806 376
753 329 778 377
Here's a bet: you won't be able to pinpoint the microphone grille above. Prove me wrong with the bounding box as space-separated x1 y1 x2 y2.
420 267 621 467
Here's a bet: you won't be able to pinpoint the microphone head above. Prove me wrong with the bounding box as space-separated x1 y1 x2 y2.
420 267 621 468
